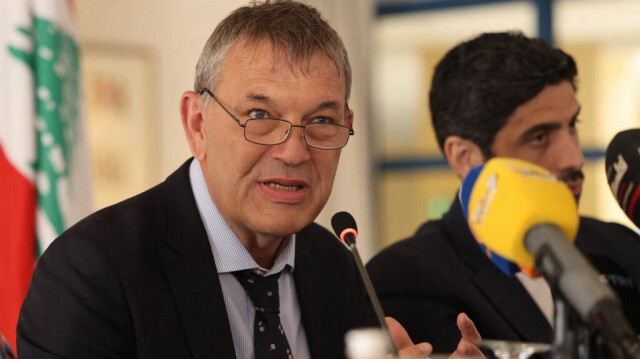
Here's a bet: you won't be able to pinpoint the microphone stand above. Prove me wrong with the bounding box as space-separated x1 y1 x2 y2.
345 242 400 357
528 224 640 359
551 296 591 359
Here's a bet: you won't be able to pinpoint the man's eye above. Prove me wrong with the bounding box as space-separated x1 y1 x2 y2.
309 117 334 125
249 109 268 119
530 133 547 145
569 118 580 135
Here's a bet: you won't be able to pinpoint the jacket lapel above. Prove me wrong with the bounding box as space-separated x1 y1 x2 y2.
293 224 352 358
469 266 552 343
159 159 237 358
444 197 552 343
293 227 336 358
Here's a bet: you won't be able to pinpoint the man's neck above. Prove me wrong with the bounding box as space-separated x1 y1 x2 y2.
242 234 287 269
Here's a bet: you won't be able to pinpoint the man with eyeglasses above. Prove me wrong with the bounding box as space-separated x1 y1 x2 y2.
198 88 354 151
17 1 482 358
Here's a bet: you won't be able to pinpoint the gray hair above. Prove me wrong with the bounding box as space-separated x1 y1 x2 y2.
194 0 351 105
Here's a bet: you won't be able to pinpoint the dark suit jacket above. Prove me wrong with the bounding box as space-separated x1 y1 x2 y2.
18 159 374 359
366 196 640 354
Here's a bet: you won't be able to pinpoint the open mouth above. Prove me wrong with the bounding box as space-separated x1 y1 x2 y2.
264 181 304 192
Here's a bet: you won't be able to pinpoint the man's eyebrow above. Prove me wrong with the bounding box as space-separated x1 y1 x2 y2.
246 93 272 105
315 100 341 112
246 93 342 112
519 106 582 142
519 122 563 142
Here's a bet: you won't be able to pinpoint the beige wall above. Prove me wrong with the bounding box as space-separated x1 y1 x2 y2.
77 0 247 181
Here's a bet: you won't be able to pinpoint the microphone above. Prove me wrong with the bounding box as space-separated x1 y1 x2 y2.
459 164 522 277
465 157 640 359
461 158 580 278
605 129 640 228
587 254 640 334
331 211 399 357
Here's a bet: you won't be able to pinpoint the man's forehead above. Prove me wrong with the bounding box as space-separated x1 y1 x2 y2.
502 84 579 130
216 41 346 105
229 38 335 75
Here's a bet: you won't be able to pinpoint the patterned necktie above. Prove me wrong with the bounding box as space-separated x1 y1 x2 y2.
233 269 293 359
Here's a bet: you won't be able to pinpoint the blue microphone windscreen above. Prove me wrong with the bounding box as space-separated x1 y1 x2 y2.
478 243 521 276
460 164 521 277
459 165 484 219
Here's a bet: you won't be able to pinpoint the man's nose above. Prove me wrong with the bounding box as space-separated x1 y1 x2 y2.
555 131 585 172
271 125 311 165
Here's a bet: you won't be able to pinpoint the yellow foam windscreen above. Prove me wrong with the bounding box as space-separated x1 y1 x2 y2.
467 158 579 273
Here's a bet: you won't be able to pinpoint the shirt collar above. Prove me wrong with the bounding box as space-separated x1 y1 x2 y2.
188 159 296 276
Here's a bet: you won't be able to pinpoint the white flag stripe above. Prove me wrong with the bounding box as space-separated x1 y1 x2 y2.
0 0 36 180
33 0 77 37
33 0 92 250
1 0 93 249
36 207 57 251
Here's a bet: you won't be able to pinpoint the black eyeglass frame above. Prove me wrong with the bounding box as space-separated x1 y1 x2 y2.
199 88 354 150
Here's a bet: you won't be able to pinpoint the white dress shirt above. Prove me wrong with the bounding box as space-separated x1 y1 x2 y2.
189 159 310 359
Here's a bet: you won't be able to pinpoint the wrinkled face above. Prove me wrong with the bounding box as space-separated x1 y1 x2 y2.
196 41 350 244
491 81 585 199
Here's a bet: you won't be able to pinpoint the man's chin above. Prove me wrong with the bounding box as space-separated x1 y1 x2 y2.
256 213 314 237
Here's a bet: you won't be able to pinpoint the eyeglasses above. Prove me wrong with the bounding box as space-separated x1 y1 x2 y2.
200 88 354 150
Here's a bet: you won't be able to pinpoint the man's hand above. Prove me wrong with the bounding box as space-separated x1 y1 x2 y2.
386 316 433 357
386 313 483 358
451 313 483 358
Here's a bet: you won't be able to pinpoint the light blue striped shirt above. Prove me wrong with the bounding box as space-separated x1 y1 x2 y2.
189 160 310 359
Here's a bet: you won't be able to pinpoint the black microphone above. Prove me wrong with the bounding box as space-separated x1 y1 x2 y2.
605 129 640 228
331 211 399 357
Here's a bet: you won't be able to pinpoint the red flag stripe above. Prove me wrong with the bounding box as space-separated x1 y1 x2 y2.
0 145 37 350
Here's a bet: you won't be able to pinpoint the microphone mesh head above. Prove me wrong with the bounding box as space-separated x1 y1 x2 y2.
331 211 357 238
605 129 640 227
605 129 640 169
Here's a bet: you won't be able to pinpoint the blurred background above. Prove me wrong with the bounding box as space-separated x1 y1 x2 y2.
75 0 640 261
372 0 640 250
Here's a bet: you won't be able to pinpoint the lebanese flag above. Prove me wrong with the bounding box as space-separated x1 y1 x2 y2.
0 0 92 350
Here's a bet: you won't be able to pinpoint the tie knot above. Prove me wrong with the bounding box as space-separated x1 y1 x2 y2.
234 269 282 313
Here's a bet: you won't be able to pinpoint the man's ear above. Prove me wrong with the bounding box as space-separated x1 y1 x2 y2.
180 91 207 161
346 106 354 129
443 136 486 178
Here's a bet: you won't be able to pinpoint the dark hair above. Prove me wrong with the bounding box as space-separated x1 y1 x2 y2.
194 0 351 104
429 31 577 158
